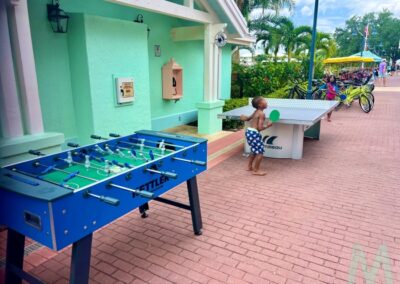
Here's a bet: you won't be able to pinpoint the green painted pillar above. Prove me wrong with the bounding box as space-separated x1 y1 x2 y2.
196 100 225 134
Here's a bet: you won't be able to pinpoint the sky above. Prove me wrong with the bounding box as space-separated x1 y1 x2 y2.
282 0 400 33
244 0 400 56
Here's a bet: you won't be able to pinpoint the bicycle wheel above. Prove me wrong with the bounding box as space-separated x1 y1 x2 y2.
367 92 375 104
359 95 371 113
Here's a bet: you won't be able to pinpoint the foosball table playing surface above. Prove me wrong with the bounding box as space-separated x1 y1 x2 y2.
0 130 207 284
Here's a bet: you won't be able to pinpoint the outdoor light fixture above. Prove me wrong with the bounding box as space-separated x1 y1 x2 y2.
134 14 144 23
47 0 69 33
133 14 150 38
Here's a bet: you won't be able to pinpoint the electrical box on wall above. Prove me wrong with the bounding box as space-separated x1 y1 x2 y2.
162 58 183 100
115 77 134 105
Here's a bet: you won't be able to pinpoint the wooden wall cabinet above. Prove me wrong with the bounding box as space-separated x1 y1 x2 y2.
162 58 183 100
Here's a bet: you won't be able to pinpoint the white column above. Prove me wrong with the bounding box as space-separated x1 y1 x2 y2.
291 125 305 159
0 0 24 138
8 0 44 134
183 0 193 8
203 23 226 102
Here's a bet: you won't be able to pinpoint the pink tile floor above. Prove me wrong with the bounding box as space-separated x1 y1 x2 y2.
1 76 400 284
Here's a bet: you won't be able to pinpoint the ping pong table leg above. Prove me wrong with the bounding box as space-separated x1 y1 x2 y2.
292 125 304 159
304 121 321 140
187 177 203 235
70 233 92 284
5 229 25 284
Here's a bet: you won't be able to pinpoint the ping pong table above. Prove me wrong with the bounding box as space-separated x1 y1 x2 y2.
218 98 339 159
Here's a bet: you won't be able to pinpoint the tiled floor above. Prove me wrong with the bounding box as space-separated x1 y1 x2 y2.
1 76 400 284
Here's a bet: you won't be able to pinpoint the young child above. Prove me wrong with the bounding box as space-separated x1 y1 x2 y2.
240 96 272 176
326 75 338 122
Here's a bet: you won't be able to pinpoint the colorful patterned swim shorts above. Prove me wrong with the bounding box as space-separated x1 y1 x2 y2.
245 128 265 155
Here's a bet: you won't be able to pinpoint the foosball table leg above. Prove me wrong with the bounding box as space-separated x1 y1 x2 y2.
5 229 25 284
139 203 149 218
187 177 203 235
70 233 93 284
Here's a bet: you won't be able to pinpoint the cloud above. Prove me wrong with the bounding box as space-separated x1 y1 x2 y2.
300 5 313 16
250 7 292 19
295 0 316 6
342 0 400 17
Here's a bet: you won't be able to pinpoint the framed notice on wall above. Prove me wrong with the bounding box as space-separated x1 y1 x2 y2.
114 76 134 106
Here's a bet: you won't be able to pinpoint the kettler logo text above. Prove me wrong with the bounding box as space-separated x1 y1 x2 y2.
138 175 169 192
263 135 282 150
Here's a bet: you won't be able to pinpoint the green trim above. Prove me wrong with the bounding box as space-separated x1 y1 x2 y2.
196 100 225 109
152 110 197 131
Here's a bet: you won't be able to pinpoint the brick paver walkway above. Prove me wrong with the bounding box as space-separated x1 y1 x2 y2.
1 76 400 284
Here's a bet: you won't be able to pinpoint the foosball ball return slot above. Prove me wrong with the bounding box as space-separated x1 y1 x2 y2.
0 130 207 284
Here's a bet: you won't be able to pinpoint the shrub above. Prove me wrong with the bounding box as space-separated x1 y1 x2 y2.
231 59 324 99
222 98 248 130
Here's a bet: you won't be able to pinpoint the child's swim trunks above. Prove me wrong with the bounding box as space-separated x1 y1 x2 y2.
245 127 265 155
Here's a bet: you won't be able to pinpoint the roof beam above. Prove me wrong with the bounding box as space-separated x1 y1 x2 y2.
171 26 204 41
107 0 217 24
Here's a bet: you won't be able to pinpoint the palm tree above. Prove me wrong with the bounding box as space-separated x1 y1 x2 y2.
252 16 312 61
234 0 295 19
295 32 338 59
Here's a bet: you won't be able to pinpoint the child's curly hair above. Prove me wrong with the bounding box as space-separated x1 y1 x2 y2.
251 96 264 109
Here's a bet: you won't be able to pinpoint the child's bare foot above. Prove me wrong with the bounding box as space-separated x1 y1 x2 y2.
327 118 331 122
252 170 266 176
246 167 253 171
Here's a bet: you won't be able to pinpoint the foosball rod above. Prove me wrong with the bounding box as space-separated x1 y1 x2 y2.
56 157 106 172
10 168 75 190
118 140 167 152
114 144 163 158
34 162 153 198
129 137 185 149
109 132 182 149
172 157 206 166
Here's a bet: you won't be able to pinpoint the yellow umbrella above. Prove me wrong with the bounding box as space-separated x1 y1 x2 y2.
323 56 374 64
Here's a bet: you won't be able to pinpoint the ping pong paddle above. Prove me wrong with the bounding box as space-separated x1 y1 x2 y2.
269 110 280 122
339 94 347 100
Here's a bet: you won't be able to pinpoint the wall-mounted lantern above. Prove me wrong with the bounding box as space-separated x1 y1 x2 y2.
47 0 69 33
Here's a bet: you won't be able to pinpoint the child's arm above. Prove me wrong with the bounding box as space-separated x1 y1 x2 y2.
257 113 273 131
240 112 255 122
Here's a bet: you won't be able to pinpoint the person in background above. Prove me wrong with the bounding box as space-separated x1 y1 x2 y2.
391 63 396 76
379 59 387 87
326 75 338 122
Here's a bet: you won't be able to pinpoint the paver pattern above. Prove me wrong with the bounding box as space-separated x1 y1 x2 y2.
1 76 399 284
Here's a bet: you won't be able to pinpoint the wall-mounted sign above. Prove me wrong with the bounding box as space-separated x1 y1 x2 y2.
155 45 161 57
115 77 134 105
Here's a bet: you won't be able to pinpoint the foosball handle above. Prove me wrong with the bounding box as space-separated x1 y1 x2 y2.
101 196 120 206
67 142 80 148
84 190 120 206
90 134 103 140
193 160 207 166
163 171 178 179
28 150 45 156
137 190 155 199
109 133 120 138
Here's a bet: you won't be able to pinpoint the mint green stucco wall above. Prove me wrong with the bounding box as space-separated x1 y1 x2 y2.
84 15 151 140
67 14 94 142
26 0 233 143
28 1 77 139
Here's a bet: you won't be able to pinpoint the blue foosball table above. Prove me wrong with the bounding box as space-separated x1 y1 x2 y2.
0 130 207 284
